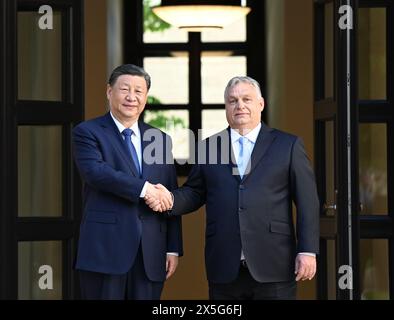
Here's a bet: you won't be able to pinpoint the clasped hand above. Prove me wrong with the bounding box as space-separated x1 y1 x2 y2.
144 182 173 212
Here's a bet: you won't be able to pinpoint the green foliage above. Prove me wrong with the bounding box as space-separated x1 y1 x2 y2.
143 0 171 33
145 110 186 131
147 96 162 104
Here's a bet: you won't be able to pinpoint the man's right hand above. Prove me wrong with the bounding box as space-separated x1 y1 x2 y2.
144 183 173 212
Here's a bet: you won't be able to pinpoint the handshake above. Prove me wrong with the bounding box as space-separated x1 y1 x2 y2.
144 182 173 212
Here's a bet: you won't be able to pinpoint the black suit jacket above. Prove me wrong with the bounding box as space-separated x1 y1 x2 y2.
72 112 183 281
170 122 319 284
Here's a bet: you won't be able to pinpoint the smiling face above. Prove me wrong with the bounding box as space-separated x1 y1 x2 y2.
225 82 264 131
107 74 148 127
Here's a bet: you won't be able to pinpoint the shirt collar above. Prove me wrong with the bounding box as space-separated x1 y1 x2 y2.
110 112 140 138
230 122 262 144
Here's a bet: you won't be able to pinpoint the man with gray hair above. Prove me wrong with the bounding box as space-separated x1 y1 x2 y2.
146 76 319 300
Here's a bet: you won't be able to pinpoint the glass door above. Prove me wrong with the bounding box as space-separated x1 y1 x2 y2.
314 0 360 300
0 0 84 299
357 0 393 300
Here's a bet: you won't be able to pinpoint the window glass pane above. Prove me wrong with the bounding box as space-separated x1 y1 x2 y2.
359 123 387 215
201 17 246 42
324 2 334 99
201 53 246 104
360 239 389 300
18 11 62 101
358 8 386 100
144 110 189 159
18 241 62 300
18 126 63 217
201 109 228 140
144 55 189 104
143 0 188 43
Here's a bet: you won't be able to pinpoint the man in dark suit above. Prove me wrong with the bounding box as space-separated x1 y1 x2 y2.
146 76 319 300
72 64 183 300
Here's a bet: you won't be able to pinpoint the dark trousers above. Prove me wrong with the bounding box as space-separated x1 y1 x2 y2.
79 247 163 300
209 261 296 300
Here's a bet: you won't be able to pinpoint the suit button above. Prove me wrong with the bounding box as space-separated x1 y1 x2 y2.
139 214 144 220
239 185 245 190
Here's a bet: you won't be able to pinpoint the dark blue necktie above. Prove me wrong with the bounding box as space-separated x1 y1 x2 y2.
122 128 141 175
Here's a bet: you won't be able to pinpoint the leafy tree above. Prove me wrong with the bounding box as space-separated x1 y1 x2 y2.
143 0 171 32
145 96 186 130
145 110 186 130
147 96 162 104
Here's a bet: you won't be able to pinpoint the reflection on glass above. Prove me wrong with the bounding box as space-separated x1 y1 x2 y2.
360 239 389 300
201 109 228 140
325 121 335 214
18 126 63 217
144 110 189 159
201 17 246 42
201 53 246 104
18 241 62 300
143 0 188 43
327 240 336 300
359 124 387 215
358 8 386 100
18 11 62 101
324 2 334 99
144 55 189 104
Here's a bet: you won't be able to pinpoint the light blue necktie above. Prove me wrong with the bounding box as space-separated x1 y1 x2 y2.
238 136 251 178
122 128 141 175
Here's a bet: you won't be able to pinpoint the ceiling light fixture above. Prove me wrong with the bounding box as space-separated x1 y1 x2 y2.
152 0 251 32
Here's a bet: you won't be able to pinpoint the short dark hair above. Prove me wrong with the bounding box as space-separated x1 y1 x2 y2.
108 64 151 90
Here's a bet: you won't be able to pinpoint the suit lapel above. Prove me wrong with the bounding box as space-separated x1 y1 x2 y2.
241 122 276 183
100 112 139 177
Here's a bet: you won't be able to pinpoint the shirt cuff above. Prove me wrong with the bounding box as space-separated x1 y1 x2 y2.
166 252 179 256
139 181 149 198
298 252 316 257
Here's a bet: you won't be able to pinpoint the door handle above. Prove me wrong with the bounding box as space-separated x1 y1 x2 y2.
323 203 337 216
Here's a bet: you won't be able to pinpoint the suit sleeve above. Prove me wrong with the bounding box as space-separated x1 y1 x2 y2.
290 137 320 254
72 124 145 203
165 137 183 256
170 163 207 216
